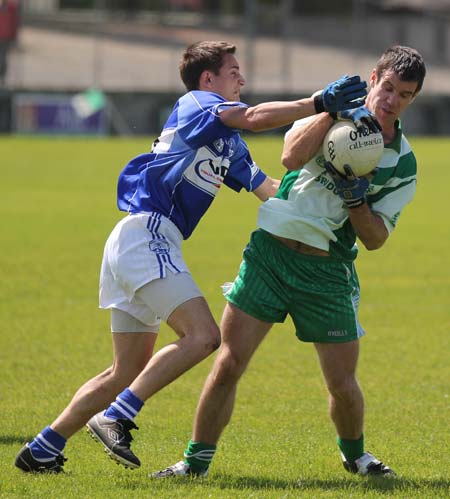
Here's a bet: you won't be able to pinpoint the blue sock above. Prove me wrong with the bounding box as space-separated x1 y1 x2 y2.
104 388 144 421
29 426 66 460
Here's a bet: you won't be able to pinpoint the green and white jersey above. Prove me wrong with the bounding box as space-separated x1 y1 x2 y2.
258 117 417 261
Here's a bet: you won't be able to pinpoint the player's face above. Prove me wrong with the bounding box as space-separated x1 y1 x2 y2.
210 53 245 101
366 69 418 130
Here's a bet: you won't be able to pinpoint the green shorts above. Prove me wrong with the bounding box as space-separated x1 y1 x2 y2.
224 230 364 343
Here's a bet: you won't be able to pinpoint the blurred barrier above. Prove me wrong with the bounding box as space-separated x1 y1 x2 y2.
2 2 450 135
1 88 449 136
12 92 107 135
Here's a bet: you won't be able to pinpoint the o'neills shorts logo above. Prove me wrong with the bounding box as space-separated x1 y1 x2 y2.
327 330 348 337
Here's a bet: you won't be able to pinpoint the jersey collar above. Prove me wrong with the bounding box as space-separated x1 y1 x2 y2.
385 119 403 154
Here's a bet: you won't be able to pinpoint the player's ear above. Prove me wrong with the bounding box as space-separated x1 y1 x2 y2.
369 69 377 87
199 70 213 90
410 84 421 103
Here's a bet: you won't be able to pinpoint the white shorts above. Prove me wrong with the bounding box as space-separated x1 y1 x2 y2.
99 212 203 330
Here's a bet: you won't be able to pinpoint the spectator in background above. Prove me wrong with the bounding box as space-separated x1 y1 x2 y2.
0 0 20 85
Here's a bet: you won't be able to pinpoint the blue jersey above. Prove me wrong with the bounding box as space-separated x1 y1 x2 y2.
117 91 266 239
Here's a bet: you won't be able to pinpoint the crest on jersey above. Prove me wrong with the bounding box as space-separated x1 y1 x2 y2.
316 155 326 168
213 139 224 153
227 138 236 157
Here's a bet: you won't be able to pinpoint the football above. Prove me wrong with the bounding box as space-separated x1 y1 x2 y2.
323 121 384 176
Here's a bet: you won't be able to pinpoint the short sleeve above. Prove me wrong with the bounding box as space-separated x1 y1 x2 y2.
369 150 417 233
176 92 248 149
223 139 266 193
284 115 316 141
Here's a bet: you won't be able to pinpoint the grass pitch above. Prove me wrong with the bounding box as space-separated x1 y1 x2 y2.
0 135 449 499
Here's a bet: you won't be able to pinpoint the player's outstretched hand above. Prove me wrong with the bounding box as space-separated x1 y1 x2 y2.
314 75 367 114
333 106 382 133
324 161 376 209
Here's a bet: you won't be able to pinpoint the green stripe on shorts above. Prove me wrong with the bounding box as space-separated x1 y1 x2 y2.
224 230 364 343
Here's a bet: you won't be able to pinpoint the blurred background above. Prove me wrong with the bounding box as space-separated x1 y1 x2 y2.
1 0 449 136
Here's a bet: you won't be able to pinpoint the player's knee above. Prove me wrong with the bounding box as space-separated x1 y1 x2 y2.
192 323 221 355
327 377 359 405
207 324 221 352
213 349 245 385
110 359 148 386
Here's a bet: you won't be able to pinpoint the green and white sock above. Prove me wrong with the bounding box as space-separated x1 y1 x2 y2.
184 440 216 473
337 434 364 463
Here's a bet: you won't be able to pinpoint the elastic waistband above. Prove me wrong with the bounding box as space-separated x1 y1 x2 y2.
257 230 345 264
269 233 330 257
129 211 183 241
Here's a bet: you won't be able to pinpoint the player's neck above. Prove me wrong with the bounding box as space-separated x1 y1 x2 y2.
381 126 396 145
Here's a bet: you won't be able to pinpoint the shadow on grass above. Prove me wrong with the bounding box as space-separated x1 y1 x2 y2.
209 474 450 493
138 473 450 494
0 435 34 445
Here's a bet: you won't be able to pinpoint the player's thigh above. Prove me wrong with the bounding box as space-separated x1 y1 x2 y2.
314 340 360 386
289 260 363 343
137 271 219 341
224 233 289 325
166 295 220 342
136 270 204 324
112 330 157 376
111 307 160 333
219 302 273 371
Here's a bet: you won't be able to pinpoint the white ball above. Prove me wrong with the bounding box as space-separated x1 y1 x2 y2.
323 121 384 176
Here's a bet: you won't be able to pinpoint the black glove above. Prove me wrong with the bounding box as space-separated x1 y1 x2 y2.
314 75 367 114
324 161 376 209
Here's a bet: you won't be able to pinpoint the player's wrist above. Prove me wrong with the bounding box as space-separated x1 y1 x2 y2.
314 93 325 114
345 197 366 209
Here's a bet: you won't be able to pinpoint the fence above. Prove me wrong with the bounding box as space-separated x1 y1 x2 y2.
1 1 450 135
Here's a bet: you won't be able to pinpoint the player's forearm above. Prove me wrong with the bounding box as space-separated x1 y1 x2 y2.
253 176 281 201
347 204 389 250
242 98 317 132
282 113 334 170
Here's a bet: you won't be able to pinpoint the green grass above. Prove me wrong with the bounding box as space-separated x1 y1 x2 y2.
0 135 449 499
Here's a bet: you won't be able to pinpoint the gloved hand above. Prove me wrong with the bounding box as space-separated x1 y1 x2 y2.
324 161 376 209
314 75 367 114
331 106 382 133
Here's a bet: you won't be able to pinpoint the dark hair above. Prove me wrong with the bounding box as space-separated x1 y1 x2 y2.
376 45 426 94
179 41 236 91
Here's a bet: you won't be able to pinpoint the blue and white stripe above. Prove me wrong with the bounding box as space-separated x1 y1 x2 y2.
33 433 62 459
110 396 139 421
147 213 181 277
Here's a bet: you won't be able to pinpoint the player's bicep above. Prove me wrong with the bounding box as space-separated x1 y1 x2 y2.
282 115 326 170
219 106 248 130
